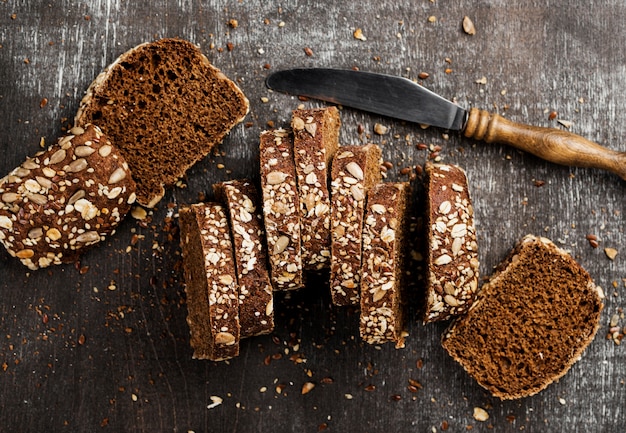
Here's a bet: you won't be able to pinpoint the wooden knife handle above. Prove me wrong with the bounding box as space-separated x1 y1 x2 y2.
463 108 626 180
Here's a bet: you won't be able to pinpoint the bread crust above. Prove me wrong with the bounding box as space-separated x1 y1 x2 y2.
359 182 410 348
214 180 274 337
292 107 340 270
259 129 304 291
329 144 382 306
75 38 249 208
424 162 479 322
0 125 136 269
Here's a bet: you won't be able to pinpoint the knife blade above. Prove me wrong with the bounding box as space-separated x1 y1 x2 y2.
266 68 626 180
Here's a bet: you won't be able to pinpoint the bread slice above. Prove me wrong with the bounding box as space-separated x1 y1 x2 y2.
329 144 382 306
179 203 241 361
0 124 136 270
423 162 479 322
360 182 411 348
259 129 304 291
442 235 604 399
291 107 341 270
75 38 249 208
214 180 274 337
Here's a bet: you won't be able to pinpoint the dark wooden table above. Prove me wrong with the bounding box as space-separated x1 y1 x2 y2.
0 1 624 432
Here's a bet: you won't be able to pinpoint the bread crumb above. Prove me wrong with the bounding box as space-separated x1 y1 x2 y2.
207 396 223 409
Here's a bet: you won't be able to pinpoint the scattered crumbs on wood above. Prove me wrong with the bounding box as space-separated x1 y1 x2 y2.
462 16 476 35
428 16 437 23
475 76 487 85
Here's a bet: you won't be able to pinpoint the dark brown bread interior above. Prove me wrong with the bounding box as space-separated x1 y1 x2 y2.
442 235 603 399
75 38 249 207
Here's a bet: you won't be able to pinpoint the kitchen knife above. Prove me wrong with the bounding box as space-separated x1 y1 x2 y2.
266 68 626 180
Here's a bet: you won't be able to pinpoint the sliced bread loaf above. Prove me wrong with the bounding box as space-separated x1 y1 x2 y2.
0 124 136 269
329 144 382 306
360 182 411 348
75 38 249 208
214 180 274 337
441 235 604 399
291 107 341 270
259 129 304 291
424 162 479 322
179 203 241 361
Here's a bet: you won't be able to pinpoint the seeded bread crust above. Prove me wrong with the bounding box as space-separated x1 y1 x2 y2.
259 129 304 291
359 182 410 348
329 144 383 306
0 125 136 270
214 180 274 337
442 235 604 399
424 163 479 322
75 38 249 208
179 203 241 361
292 107 340 270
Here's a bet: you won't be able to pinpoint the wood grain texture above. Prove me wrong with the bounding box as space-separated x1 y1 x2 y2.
0 1 624 432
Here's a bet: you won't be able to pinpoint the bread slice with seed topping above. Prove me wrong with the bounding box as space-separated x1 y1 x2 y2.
75 38 249 208
259 129 304 291
423 162 479 322
329 144 382 306
214 179 274 337
179 203 240 361
0 124 136 270
442 235 604 399
292 107 341 270
359 182 411 348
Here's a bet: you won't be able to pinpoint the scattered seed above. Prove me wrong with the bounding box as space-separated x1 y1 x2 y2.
548 110 558 120
462 16 476 35
304 47 313 56
374 123 389 135
301 382 315 394
353 28 367 41
604 247 618 260
418 72 430 80
473 407 489 422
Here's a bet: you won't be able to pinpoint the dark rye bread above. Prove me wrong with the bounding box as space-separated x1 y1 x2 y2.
214 180 274 337
442 235 604 399
329 144 382 306
0 125 136 270
292 107 341 270
360 182 411 348
75 38 249 208
179 203 240 361
259 129 304 291
424 163 479 322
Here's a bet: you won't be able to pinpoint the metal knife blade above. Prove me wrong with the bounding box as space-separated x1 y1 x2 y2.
265 68 626 180
265 68 466 130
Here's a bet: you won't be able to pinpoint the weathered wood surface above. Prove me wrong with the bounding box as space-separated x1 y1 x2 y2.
0 1 624 431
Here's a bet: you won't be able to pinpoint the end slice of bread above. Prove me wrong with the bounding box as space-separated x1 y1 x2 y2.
75 38 249 208
441 235 604 399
